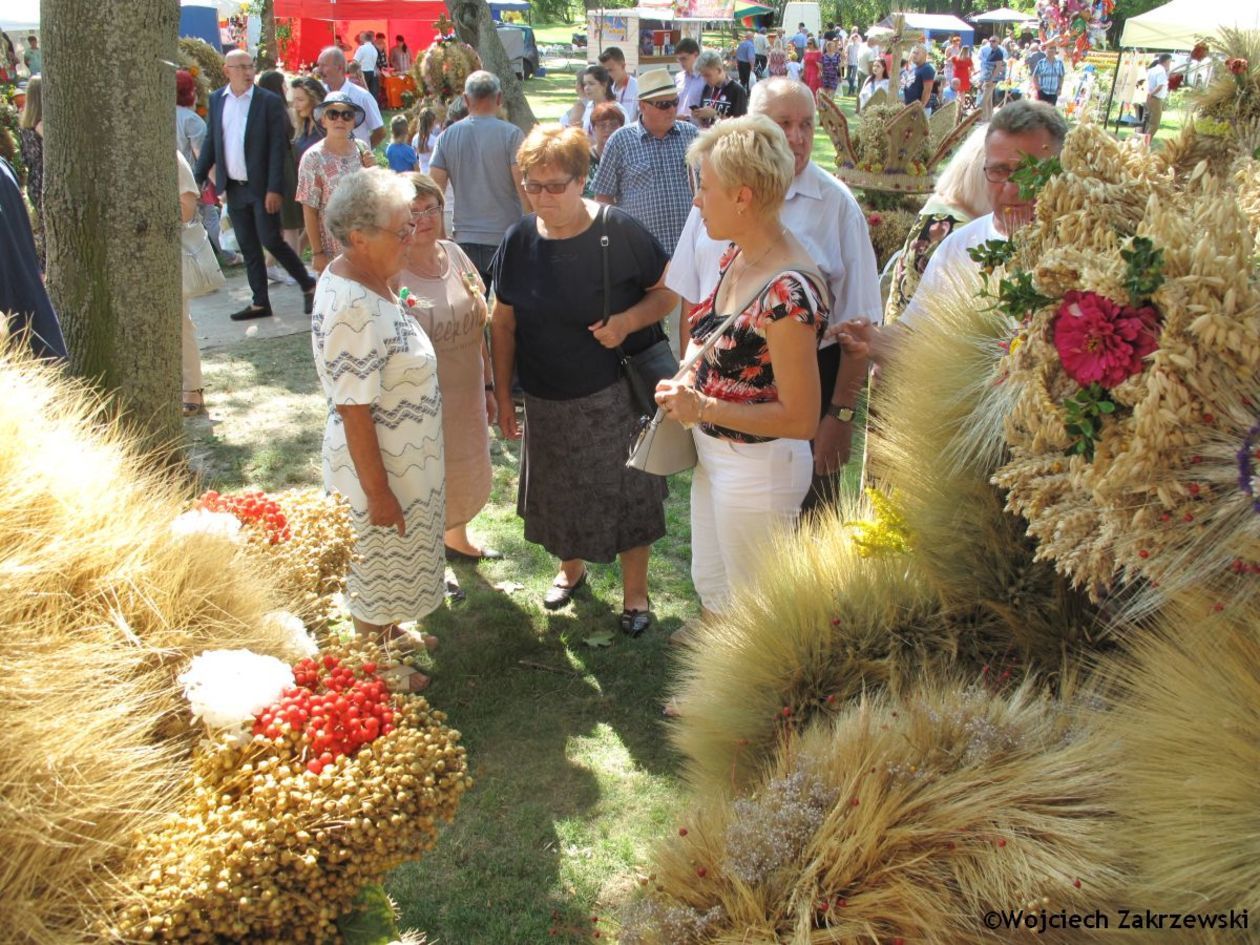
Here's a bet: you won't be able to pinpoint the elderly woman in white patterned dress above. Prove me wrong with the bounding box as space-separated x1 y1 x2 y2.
311 169 444 682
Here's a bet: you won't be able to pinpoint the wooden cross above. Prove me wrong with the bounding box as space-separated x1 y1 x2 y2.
882 12 925 69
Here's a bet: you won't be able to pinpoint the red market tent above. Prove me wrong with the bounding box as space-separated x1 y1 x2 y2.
272 0 446 69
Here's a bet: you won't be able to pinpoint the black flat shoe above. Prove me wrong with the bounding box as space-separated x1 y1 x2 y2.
445 578 466 604
445 545 505 563
230 305 272 321
543 570 587 610
303 287 316 315
619 599 653 638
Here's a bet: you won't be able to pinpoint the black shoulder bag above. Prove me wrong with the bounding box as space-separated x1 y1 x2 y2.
598 205 681 417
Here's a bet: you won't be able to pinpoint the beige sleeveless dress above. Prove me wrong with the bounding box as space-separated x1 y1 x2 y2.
398 241 492 530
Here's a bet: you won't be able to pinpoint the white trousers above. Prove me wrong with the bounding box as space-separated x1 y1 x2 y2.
690 430 812 613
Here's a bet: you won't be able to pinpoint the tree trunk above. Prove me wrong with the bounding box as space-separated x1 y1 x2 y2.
258 0 278 69
444 0 537 133
43 0 183 448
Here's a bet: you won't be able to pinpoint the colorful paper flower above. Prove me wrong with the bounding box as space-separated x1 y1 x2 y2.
1052 290 1160 389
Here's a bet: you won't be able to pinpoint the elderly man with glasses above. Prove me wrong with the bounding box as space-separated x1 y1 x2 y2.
591 68 699 256
832 100 1068 365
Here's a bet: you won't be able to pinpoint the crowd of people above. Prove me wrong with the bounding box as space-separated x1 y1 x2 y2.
0 26 1138 676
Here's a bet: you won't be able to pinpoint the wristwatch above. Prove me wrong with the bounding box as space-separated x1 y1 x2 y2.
828 404 856 423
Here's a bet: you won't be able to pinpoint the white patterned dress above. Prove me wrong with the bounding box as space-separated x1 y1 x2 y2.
312 271 446 624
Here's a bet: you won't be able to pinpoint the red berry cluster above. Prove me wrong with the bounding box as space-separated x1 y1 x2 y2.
252 654 396 775
198 489 292 544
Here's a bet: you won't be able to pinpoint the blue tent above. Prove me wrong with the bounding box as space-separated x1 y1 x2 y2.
489 0 530 22
179 4 224 50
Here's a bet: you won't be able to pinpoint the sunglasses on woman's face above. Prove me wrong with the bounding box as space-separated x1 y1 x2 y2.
323 109 356 122
644 98 679 111
521 177 574 195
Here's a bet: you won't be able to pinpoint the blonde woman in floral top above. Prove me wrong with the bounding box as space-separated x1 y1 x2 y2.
655 115 829 617
296 91 376 272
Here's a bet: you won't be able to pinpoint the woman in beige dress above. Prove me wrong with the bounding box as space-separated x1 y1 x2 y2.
397 173 499 572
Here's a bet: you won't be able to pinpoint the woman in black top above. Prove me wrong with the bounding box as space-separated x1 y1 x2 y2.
491 125 676 635
692 50 748 128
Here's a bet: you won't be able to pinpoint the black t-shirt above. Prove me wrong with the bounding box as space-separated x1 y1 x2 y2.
904 61 936 104
0 158 66 360
699 79 749 123
492 206 669 400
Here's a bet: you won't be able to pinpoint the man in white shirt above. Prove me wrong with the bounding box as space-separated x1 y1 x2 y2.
1144 53 1172 136
844 100 1068 363
753 28 769 75
673 38 706 118
318 46 386 147
667 77 881 509
352 31 380 101
598 46 639 124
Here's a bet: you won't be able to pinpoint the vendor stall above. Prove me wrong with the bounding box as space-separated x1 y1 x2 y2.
271 0 444 71
585 6 705 71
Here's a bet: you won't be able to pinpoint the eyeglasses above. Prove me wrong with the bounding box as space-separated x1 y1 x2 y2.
373 221 417 241
643 98 680 111
521 177 574 195
412 206 443 220
983 164 1019 183
323 109 357 122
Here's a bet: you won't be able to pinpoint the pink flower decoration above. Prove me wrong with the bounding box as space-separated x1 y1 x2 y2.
1053 290 1160 389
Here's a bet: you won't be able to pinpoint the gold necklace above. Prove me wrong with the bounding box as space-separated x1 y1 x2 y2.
719 230 783 309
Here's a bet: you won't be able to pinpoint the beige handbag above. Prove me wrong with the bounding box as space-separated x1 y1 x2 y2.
181 218 226 299
627 265 825 477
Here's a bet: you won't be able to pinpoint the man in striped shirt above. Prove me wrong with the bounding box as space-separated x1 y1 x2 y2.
1032 43 1066 107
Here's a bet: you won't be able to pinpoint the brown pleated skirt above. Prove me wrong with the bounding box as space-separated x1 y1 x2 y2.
518 379 668 563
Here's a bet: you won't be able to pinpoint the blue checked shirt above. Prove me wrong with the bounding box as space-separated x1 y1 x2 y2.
591 120 699 254
1033 57 1066 96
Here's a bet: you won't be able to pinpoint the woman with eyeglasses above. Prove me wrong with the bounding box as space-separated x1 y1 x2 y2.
490 125 676 636
396 172 499 577
311 168 443 687
584 101 626 198
296 90 377 274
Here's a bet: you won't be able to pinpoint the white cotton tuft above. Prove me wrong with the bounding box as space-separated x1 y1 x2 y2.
171 507 244 542
179 649 295 732
263 610 321 659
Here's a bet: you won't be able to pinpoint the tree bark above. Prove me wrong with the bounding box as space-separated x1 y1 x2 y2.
444 0 537 133
43 0 183 448
258 0 278 69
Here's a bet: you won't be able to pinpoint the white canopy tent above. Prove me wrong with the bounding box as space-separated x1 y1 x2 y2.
1 0 40 31
971 7 1037 24
1120 0 1260 49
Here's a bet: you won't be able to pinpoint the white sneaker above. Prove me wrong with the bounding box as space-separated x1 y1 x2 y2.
266 265 287 284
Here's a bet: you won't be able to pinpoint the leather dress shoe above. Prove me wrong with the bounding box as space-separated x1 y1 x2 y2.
230 305 272 321
543 570 587 610
445 545 505 563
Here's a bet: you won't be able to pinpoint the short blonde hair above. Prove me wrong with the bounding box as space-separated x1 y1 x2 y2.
686 114 795 217
516 124 590 183
403 171 445 208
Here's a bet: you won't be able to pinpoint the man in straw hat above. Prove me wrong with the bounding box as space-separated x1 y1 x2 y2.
196 49 319 320
666 77 880 513
591 68 699 255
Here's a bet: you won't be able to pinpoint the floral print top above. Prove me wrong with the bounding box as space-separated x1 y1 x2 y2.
296 138 370 259
689 244 828 444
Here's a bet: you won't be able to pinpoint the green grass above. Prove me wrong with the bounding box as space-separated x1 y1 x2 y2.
186 328 863 942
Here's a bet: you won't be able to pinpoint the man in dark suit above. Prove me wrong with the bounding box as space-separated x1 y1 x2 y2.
195 49 316 320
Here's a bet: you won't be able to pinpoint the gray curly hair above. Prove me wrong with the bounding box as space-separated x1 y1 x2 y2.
324 168 416 245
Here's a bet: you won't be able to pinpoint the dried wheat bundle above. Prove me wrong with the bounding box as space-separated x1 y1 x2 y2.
0 339 302 944
629 680 1122 945
992 123 1260 620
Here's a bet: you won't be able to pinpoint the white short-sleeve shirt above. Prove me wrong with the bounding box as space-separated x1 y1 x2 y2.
899 213 1002 328
667 160 882 342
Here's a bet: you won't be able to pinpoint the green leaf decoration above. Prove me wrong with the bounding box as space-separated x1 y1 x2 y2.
338 885 401 945
1061 382 1118 462
1120 236 1165 306
1010 154 1064 200
995 271 1055 321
